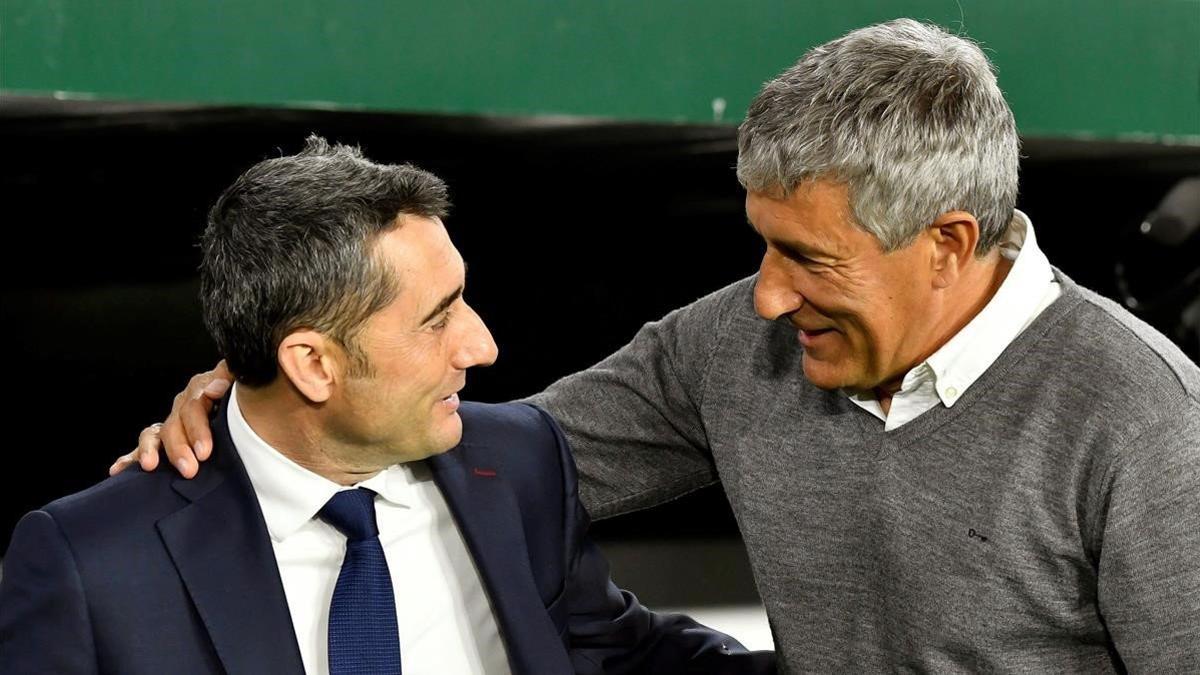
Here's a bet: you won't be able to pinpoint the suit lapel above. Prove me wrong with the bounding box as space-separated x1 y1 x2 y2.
157 400 305 675
429 449 573 675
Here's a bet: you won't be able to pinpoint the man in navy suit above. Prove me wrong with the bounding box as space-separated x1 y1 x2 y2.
0 137 771 674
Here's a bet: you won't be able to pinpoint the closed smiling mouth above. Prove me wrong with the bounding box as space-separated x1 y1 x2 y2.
439 392 462 412
797 326 836 347
439 385 464 406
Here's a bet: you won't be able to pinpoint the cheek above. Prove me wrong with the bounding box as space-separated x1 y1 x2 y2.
804 273 864 324
826 291 892 355
353 360 425 411
848 300 916 373
784 268 833 311
375 336 444 378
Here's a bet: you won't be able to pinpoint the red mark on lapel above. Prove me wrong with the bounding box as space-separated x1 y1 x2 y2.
472 467 497 478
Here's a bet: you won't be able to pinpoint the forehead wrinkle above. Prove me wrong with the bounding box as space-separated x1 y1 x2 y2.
750 189 862 263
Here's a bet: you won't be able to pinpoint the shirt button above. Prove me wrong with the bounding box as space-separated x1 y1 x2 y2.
945 386 959 399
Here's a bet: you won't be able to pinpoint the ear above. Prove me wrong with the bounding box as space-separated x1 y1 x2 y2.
276 330 339 403
928 211 980 289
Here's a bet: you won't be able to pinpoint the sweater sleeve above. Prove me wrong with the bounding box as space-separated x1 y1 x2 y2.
1096 402 1200 673
525 278 751 520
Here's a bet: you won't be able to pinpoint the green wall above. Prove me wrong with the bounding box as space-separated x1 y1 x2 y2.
3 1 1198 140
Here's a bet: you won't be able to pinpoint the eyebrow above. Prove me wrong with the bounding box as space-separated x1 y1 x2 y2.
419 263 467 325
745 217 824 261
420 285 464 325
775 239 819 262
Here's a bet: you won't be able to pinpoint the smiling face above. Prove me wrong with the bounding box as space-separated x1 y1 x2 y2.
746 180 941 393
327 215 498 463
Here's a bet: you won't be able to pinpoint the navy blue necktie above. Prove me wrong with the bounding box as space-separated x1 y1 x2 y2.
319 487 402 675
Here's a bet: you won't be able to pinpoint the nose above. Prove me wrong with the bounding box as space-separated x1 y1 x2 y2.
452 302 499 369
753 251 804 320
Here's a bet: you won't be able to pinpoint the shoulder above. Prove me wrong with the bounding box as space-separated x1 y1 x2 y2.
22 464 189 553
658 275 759 331
1013 282 1200 493
44 465 183 520
688 274 797 351
458 400 562 448
690 274 758 312
650 275 774 384
456 401 569 477
1049 284 1200 419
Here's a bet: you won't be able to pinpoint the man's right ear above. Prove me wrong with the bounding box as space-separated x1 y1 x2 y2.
276 330 338 403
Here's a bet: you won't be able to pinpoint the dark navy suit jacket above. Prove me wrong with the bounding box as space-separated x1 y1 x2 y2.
0 400 773 674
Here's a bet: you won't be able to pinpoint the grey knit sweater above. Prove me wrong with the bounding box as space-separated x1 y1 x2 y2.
529 273 1200 673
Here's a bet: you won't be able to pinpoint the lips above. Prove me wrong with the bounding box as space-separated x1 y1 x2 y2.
440 392 461 412
797 327 835 348
439 380 466 404
439 384 460 410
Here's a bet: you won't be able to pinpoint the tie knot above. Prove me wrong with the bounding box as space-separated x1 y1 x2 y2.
319 488 379 541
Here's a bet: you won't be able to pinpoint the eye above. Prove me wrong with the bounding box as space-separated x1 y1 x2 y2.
775 245 813 266
431 311 452 331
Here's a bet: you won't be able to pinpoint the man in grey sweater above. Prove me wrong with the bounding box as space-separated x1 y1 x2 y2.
118 19 1198 673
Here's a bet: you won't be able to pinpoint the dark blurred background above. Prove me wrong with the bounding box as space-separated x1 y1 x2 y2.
3 3 1199 632
3 98 1198 563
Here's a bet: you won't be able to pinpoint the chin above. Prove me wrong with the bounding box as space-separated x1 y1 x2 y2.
433 412 465 452
395 413 464 462
801 356 852 391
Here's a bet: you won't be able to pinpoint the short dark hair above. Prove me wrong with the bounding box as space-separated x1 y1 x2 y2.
200 135 450 386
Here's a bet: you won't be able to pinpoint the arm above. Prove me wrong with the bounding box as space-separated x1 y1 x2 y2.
526 278 750 519
1096 405 1200 672
120 279 750 503
0 510 99 674
530 405 775 675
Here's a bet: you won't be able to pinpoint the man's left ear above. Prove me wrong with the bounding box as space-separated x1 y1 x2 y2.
928 211 980 289
277 330 341 403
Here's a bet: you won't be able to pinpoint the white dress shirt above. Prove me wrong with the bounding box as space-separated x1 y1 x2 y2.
227 387 512 675
846 210 1062 430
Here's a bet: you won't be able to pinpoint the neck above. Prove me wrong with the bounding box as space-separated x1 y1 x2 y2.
874 252 1013 414
236 382 385 486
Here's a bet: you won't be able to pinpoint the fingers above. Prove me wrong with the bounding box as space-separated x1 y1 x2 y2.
160 363 230 477
161 398 200 479
112 362 232 481
213 359 233 383
181 392 219 462
110 423 164 476
109 450 140 476
190 365 228 461
136 423 163 472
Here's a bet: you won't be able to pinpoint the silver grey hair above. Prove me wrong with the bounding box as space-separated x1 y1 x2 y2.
737 19 1019 254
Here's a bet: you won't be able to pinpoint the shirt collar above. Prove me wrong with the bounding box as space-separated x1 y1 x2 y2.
922 210 1056 406
227 385 417 542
